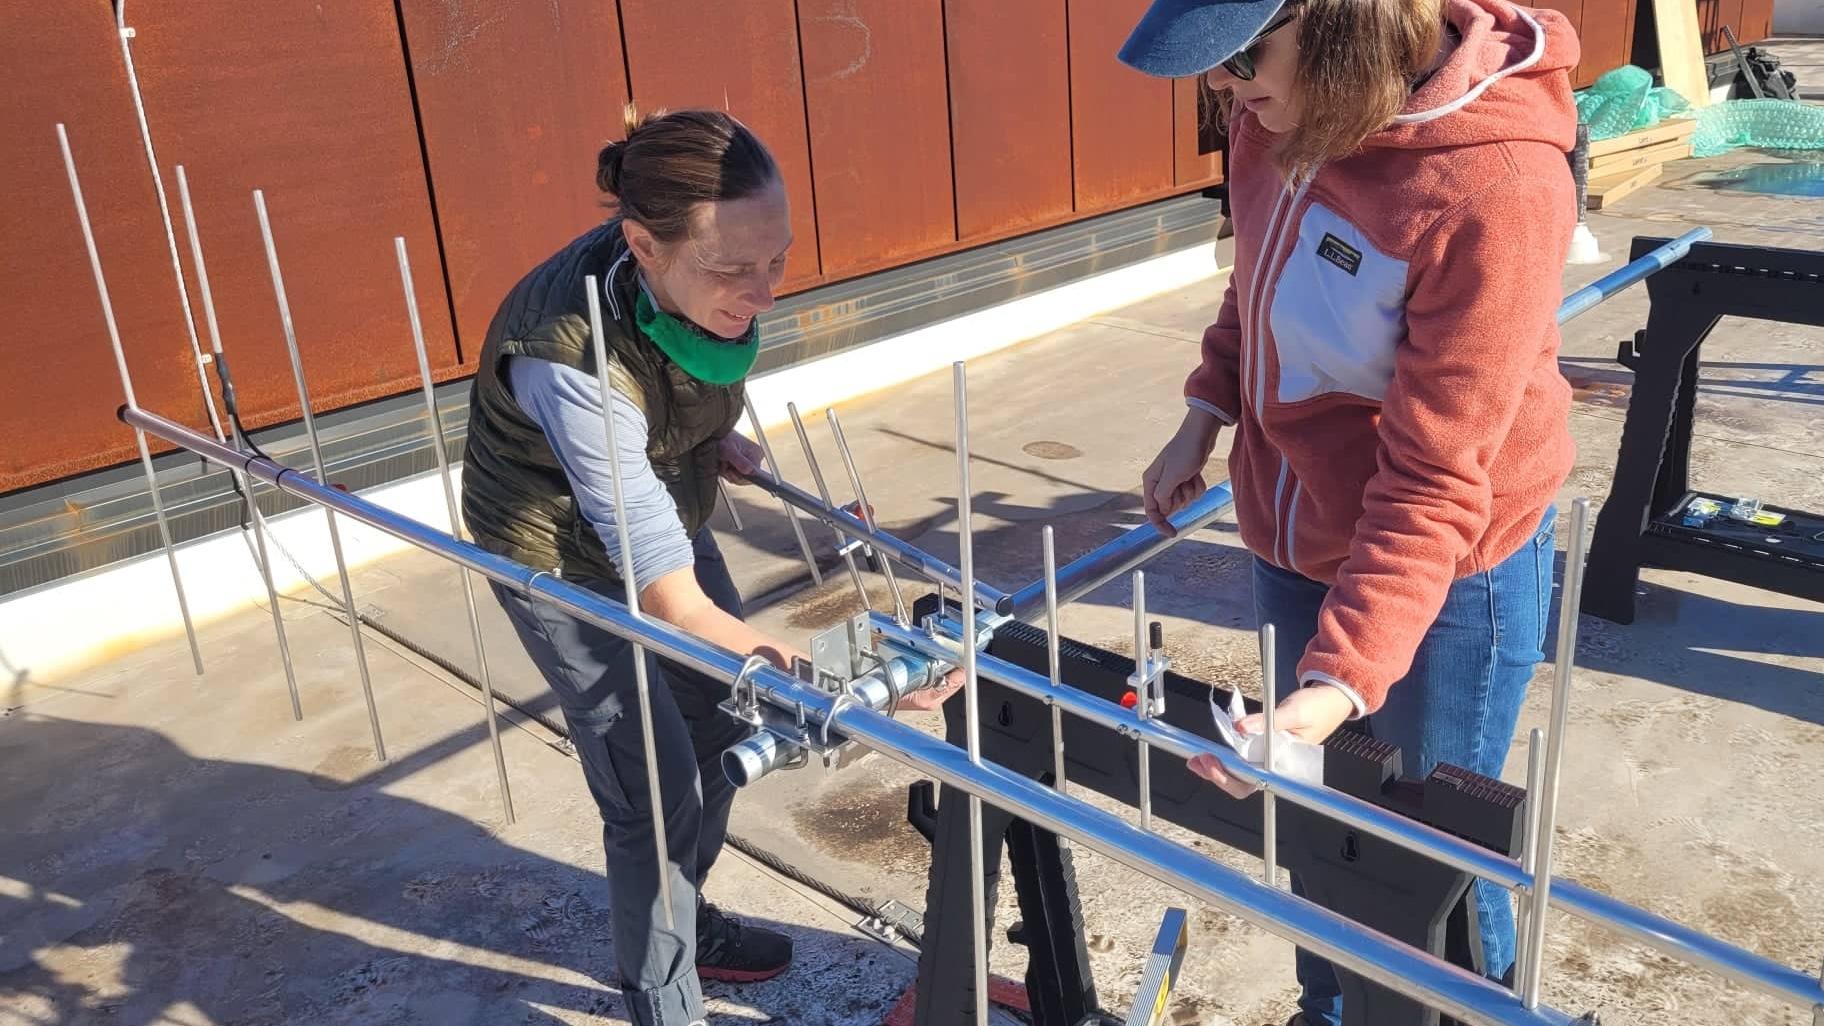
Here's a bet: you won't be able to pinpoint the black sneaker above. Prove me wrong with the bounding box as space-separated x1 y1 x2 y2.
696 901 792 983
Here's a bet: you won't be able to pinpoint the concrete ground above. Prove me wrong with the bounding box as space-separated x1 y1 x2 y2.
7 121 1824 1024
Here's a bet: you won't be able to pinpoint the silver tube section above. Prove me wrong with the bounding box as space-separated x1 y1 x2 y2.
56 123 206 679
718 479 745 532
747 469 1010 613
125 406 1824 1023
585 276 677 933
1556 228 1712 324
175 165 300 717
787 402 870 610
1006 482 1235 622
720 655 918 787
1133 570 1153 832
954 363 991 1026
1515 727 1545 993
825 407 910 624
253 189 386 762
397 236 514 825
1521 498 1593 1007
742 396 824 587
1260 623 1279 887
1043 525 1066 795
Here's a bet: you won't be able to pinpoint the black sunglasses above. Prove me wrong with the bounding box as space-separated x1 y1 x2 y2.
1220 5 1299 81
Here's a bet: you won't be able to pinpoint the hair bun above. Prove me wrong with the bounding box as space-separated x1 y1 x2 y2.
595 138 628 195
599 103 667 194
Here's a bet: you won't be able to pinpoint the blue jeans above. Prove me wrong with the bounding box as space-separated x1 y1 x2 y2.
1252 506 1556 1026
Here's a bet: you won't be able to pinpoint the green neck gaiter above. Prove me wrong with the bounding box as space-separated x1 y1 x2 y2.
633 283 759 386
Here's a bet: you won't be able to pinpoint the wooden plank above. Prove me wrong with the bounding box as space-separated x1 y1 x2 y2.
1653 0 1713 106
620 0 823 292
944 0 1074 242
401 0 631 369
1588 137 1693 175
127 2 456 432
1068 0 1175 213
1587 162 1665 209
1588 117 1697 158
1173 76 1222 188
798 0 956 280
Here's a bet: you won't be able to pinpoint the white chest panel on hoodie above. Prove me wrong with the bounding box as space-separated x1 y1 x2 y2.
1266 199 1410 405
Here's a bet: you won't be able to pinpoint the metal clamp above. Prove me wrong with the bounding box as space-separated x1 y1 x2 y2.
721 653 774 727
1127 613 1169 719
819 683 864 761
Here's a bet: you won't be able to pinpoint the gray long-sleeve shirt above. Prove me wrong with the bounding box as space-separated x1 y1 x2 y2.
505 355 697 591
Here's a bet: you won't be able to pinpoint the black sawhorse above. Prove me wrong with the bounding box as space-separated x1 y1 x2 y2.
907 613 1528 1026
1583 237 1824 624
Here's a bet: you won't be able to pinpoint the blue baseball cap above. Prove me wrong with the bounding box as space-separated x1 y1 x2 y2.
1117 0 1288 78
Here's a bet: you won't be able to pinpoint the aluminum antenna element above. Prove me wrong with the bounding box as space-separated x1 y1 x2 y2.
584 275 678 932
175 165 301 718
254 189 387 762
397 236 515 825
55 123 205 679
742 395 825 587
954 361 991 1026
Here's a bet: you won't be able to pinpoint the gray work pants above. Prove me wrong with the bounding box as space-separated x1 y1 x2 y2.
491 529 750 1026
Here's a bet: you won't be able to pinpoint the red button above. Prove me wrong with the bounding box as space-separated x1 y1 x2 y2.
1120 691 1138 710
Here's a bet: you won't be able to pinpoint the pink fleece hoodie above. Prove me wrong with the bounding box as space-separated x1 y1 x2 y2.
1185 0 1580 713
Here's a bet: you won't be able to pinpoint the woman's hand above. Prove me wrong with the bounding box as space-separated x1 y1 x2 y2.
1143 409 1223 536
896 666 965 711
1186 684 1355 798
718 431 766 484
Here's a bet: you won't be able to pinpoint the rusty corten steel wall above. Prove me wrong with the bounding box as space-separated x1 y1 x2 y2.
397 1 632 372
3 0 192 492
1067 0 1179 215
127 1 457 425
944 0 1075 244
618 0 824 292
798 0 959 279
3 0 1221 495
1 1 454 493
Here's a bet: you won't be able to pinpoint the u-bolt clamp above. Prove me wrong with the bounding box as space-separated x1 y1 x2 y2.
818 677 869 766
853 647 904 718
725 654 773 727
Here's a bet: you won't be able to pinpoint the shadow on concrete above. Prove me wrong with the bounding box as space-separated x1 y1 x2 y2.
0 715 888 1026
864 423 1241 579
732 421 1250 626
1559 356 1824 411
1547 550 1824 727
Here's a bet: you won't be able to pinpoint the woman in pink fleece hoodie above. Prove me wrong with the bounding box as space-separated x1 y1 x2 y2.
1119 0 1578 1022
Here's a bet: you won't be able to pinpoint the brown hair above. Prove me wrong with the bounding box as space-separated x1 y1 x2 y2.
596 104 779 242
1214 0 1443 172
